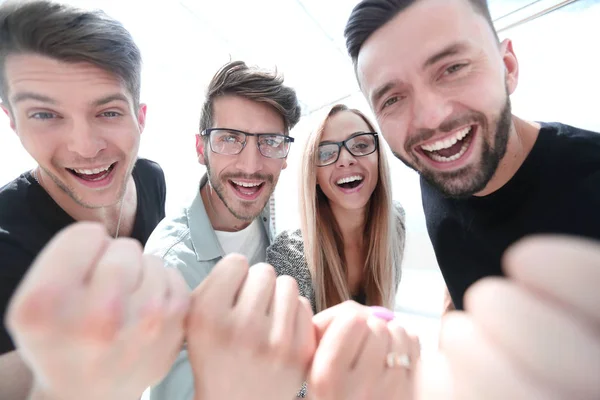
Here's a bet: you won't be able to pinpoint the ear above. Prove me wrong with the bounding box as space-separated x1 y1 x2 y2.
137 103 147 134
196 134 207 165
500 39 519 95
1 104 17 132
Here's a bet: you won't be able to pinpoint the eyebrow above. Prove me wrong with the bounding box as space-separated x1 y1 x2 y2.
92 93 131 107
423 42 469 70
11 92 131 108
12 92 57 105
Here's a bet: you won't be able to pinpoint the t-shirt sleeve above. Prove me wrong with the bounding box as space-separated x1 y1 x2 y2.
155 163 167 218
0 240 33 354
141 159 167 220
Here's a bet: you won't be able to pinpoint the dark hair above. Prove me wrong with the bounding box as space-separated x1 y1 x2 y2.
0 0 142 109
345 0 496 63
199 60 301 134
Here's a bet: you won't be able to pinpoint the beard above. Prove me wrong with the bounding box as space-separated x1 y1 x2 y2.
393 95 512 199
205 156 275 221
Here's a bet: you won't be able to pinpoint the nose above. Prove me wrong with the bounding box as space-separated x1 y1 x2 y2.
335 146 357 168
66 118 107 158
235 136 264 174
411 87 453 131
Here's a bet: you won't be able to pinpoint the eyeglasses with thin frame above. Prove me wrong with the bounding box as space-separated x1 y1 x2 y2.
316 132 379 167
201 128 295 159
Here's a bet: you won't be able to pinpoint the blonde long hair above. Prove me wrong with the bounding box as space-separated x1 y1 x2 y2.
299 104 404 312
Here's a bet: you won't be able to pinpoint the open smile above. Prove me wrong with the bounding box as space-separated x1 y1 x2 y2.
66 162 118 188
416 125 478 170
228 179 266 201
335 174 365 194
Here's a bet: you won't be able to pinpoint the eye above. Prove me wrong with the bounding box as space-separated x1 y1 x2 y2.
382 96 399 110
262 136 284 148
30 112 57 120
100 111 122 118
443 63 466 76
221 134 242 143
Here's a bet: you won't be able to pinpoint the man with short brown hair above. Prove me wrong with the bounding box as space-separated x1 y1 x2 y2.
0 1 167 397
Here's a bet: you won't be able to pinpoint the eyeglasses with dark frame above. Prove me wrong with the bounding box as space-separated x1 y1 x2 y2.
201 128 295 159
316 132 379 167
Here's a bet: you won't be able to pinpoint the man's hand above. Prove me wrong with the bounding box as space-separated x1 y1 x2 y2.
5 222 190 400
421 235 600 400
309 301 420 400
186 254 315 400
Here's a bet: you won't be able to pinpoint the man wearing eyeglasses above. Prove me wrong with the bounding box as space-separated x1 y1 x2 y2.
145 60 301 400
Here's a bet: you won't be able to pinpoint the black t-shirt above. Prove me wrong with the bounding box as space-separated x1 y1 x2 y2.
421 122 600 310
0 158 166 354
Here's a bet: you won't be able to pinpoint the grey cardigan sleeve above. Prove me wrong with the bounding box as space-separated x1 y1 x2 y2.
392 201 407 289
266 230 313 398
266 229 316 313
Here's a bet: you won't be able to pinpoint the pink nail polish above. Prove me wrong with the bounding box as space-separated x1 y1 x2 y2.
371 306 395 321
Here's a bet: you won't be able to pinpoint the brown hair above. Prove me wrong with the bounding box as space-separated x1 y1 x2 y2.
300 104 405 312
199 60 301 134
0 0 142 109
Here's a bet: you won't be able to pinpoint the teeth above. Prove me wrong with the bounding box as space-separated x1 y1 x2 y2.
72 166 111 175
421 126 472 152
336 175 364 185
429 140 470 163
232 180 262 188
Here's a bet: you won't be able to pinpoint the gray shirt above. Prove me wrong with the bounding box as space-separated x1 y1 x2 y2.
145 175 275 400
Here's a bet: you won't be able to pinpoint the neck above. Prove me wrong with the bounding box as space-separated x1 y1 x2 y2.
330 203 367 248
201 183 252 232
35 167 136 237
475 116 540 197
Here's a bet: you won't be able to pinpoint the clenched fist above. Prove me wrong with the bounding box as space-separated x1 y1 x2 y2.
187 254 316 400
5 222 190 400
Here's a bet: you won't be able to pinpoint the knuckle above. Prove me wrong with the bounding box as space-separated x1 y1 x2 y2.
6 284 64 332
80 301 124 343
276 275 299 295
251 262 276 282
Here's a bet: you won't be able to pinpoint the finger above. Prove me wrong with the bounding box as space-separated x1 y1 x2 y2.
294 295 316 359
440 312 558 400
414 352 454 400
192 253 249 311
312 300 368 343
379 320 415 399
162 265 191 319
129 258 169 336
90 238 144 293
465 279 600 399
6 223 109 330
388 320 419 370
80 238 144 342
269 276 299 349
504 235 600 326
310 310 369 383
352 317 389 396
235 263 277 315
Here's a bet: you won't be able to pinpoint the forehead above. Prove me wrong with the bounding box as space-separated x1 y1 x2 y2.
212 95 285 133
356 0 496 95
322 111 371 141
5 54 131 105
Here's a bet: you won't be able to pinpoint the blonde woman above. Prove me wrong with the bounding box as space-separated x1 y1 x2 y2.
267 104 405 314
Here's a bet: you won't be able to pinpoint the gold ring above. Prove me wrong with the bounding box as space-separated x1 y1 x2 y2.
386 352 411 369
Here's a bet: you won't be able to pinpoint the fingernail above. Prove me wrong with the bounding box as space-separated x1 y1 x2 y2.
370 306 395 321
